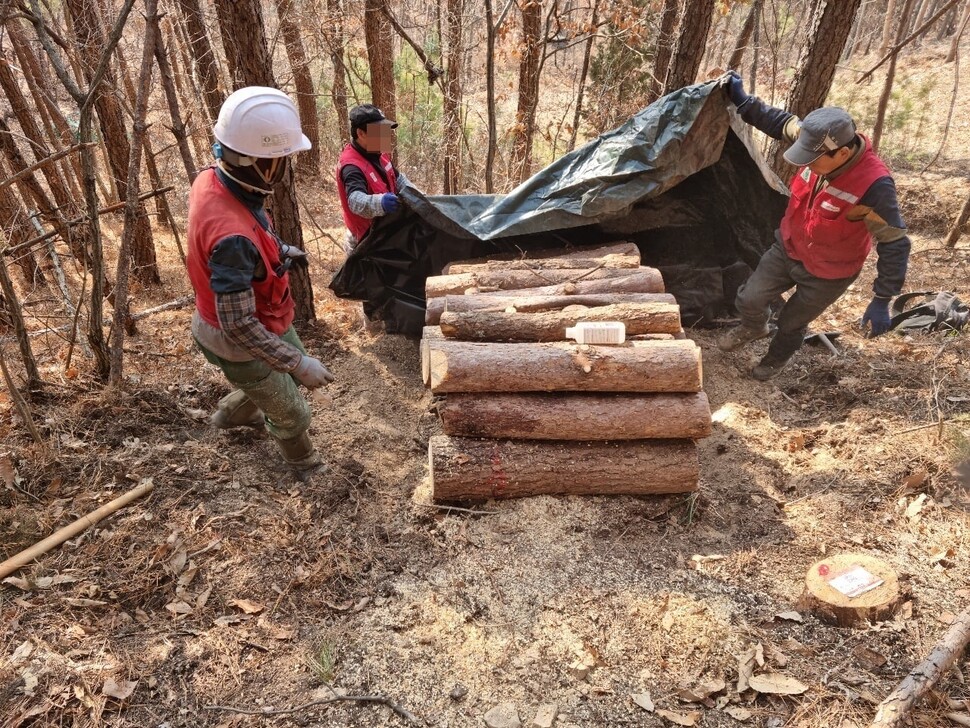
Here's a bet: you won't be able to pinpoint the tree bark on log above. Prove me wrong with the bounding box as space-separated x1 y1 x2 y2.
441 242 640 273
445 253 640 275
430 435 698 501
427 339 702 393
870 607 970 728
439 392 712 440
426 292 676 325
439 302 682 341
427 267 665 298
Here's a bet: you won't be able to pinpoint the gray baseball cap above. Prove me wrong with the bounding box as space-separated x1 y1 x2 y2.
784 107 857 166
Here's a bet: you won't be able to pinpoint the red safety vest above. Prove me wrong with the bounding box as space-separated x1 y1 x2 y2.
779 135 891 279
186 168 294 335
335 144 398 241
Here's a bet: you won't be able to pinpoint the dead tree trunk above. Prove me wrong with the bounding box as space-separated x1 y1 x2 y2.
438 302 683 341
439 392 712 440
430 435 699 501
274 0 322 176
426 339 703 393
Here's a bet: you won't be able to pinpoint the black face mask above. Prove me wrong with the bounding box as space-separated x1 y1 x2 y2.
216 144 289 194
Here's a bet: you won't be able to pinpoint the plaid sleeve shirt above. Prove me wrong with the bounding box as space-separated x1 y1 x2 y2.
216 289 302 372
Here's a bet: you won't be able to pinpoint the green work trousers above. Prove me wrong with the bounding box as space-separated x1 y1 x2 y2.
196 326 311 441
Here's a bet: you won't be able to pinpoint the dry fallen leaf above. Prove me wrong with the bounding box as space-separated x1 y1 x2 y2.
0 454 17 489
228 598 264 614
725 706 752 721
656 708 699 726
630 691 654 712
852 644 887 670
748 672 808 695
676 678 726 703
775 610 803 623
165 600 194 615
102 678 137 701
899 470 928 494
661 611 675 631
905 493 928 520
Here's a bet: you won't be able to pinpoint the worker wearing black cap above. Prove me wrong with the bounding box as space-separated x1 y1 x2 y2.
716 72 911 381
335 104 412 252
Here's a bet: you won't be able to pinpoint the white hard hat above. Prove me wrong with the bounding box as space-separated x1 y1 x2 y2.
213 86 312 158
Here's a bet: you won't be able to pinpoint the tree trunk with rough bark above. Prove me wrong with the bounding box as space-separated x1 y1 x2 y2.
728 0 763 70
510 0 543 183
770 0 864 178
438 392 712 440
430 435 699 501
665 0 717 93
274 0 321 176
174 0 225 123
214 0 315 322
0 169 45 286
364 0 397 117
324 0 350 141
426 292 677 325
65 0 159 285
873 0 918 151
442 0 464 193
650 0 680 101
0 254 41 388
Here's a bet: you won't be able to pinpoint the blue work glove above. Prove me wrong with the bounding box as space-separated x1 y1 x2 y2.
380 193 400 214
721 70 751 110
861 297 892 337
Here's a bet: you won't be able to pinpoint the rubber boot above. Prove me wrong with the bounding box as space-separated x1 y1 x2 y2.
210 389 265 429
274 431 324 471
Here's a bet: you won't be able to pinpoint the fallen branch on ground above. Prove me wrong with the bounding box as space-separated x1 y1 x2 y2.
870 607 970 727
204 689 421 724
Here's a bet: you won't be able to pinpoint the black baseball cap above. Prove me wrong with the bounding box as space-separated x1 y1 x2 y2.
784 107 858 166
349 104 398 133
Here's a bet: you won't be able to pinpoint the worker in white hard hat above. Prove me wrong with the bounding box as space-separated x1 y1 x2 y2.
186 86 332 471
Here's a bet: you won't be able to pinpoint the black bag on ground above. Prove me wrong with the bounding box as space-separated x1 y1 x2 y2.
889 291 970 333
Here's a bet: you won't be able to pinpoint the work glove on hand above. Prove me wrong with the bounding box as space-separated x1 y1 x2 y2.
292 355 334 388
861 297 892 337
721 70 751 110
380 193 400 214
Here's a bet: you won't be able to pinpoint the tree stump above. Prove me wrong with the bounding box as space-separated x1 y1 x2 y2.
800 553 901 627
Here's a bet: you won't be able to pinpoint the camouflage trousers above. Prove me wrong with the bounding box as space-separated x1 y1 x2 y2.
196 326 311 441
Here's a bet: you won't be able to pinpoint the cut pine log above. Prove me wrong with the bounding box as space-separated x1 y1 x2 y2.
438 392 712 440
870 607 970 728
427 339 702 393
429 435 698 501
445 252 640 274
439 302 682 341
425 265 664 298
425 292 676 325
799 553 901 628
440 242 639 274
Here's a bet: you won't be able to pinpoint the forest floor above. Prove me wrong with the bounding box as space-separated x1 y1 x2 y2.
4 52 970 728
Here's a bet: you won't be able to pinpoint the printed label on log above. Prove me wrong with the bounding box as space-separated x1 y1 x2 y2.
827 565 884 598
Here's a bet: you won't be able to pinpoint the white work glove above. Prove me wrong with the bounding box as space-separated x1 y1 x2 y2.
292 355 334 388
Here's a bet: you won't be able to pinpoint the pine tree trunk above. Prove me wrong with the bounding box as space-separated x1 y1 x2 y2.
442 0 464 193
510 0 543 183
163 16 212 165
274 0 322 176
770 0 864 178
664 0 717 93
0 255 41 388
65 0 159 285
153 30 199 182
324 0 350 141
174 0 225 123
728 0 763 70
881 0 900 54
214 0 316 323
946 0 970 61
873 0 918 150
364 0 397 117
650 0 680 101
484 0 498 192
0 172 45 286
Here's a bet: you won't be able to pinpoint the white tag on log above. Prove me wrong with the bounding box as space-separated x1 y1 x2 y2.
828 565 883 598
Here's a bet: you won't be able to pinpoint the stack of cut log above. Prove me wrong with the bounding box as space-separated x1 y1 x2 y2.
422 243 712 502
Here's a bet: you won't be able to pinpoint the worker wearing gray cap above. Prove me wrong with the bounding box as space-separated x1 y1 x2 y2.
717 71 910 381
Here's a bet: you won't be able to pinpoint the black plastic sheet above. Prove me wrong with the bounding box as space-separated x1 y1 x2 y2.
330 80 790 336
